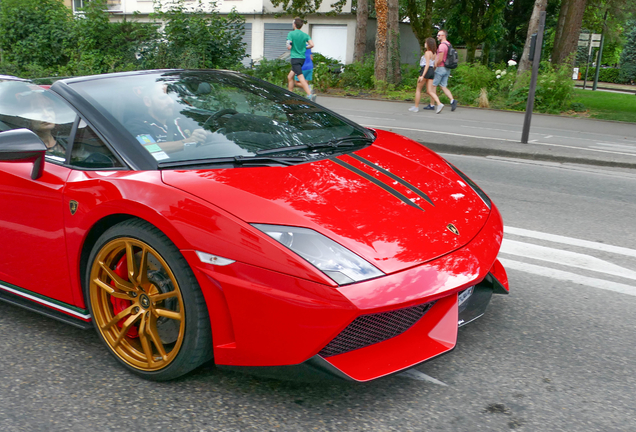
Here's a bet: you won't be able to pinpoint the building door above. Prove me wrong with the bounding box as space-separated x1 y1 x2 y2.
311 25 347 63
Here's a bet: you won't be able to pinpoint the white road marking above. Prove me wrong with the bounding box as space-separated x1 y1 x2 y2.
499 258 636 297
544 135 553 139
501 239 636 281
504 226 636 258
397 369 448 386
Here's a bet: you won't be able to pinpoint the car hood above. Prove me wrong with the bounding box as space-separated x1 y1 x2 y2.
162 130 491 275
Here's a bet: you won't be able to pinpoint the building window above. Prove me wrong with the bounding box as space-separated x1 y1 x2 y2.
73 0 122 13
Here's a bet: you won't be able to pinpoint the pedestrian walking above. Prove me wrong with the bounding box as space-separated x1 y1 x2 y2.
287 17 315 101
409 37 442 113
294 46 315 98
433 30 458 113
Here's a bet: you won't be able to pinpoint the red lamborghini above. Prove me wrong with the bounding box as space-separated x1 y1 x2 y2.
0 70 508 382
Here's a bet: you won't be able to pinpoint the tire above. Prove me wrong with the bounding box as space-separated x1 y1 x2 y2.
85 219 212 381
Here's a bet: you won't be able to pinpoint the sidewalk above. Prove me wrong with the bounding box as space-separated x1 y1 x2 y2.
318 96 636 170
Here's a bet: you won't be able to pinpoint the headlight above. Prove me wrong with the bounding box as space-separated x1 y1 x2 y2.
446 162 491 209
252 224 384 285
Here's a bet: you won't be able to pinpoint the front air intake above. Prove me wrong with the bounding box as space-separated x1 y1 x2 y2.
319 302 435 357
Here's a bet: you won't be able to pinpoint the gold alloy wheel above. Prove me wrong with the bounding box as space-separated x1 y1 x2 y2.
89 237 185 372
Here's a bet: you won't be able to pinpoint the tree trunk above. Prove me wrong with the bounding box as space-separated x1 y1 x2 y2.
387 0 400 84
405 0 434 55
375 0 388 83
466 42 477 63
551 0 587 65
481 41 490 65
354 0 368 62
518 0 547 75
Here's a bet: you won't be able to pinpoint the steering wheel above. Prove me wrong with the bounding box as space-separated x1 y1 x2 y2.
203 109 238 129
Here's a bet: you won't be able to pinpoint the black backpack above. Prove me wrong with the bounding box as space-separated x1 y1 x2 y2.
444 42 458 69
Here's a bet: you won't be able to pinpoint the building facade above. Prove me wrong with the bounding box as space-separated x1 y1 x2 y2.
67 0 422 65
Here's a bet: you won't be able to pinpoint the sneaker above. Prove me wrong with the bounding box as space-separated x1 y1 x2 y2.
422 105 435 110
408 106 419 112
311 94 317 102
451 99 458 111
435 103 444 114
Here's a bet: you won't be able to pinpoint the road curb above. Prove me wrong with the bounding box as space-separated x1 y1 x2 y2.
419 141 636 170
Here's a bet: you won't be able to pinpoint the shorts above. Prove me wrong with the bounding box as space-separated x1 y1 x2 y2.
420 66 435 80
294 69 313 81
433 66 450 87
291 58 305 76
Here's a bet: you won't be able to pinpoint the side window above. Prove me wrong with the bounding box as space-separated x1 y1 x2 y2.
0 81 75 163
70 120 124 169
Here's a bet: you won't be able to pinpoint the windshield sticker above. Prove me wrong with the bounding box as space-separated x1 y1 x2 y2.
136 134 156 144
143 143 163 153
149 151 169 161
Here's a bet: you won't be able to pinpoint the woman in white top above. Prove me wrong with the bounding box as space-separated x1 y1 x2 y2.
409 37 442 113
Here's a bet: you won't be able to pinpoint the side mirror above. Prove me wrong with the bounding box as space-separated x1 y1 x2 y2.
0 128 47 180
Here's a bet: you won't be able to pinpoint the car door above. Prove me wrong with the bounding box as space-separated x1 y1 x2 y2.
0 82 78 305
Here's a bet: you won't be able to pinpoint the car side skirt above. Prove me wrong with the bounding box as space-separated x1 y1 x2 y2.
0 280 93 330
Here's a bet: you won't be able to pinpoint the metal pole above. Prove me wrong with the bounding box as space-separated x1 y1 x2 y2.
593 10 608 91
582 39 593 90
521 11 546 144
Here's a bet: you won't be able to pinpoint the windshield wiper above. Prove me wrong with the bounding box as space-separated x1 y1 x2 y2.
158 155 306 169
255 135 374 156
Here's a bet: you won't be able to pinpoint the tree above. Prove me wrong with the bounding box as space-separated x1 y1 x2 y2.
0 0 74 72
403 0 434 54
354 0 369 62
518 0 548 75
375 0 388 82
269 0 347 17
437 0 507 63
619 21 636 83
146 0 247 70
387 0 401 83
69 0 157 75
551 0 587 65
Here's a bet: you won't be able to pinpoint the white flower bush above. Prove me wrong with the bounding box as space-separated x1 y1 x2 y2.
501 70 507 76
508 60 517 67
496 74 501 79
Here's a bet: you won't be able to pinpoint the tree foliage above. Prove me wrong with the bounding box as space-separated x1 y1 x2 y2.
269 0 348 17
434 0 508 63
619 21 636 83
144 0 247 70
0 0 248 77
0 0 74 72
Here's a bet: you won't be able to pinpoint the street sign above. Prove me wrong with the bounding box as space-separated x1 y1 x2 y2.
591 34 602 41
591 41 601 48
579 33 590 41
578 41 589 47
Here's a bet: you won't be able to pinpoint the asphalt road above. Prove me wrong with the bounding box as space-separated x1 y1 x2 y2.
318 96 636 168
1 155 635 431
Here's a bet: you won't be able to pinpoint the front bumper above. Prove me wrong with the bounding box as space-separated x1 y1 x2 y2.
185 206 508 382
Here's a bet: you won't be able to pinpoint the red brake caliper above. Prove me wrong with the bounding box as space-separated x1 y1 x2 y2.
110 255 139 338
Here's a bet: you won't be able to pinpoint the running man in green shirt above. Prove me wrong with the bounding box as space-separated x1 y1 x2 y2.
287 17 315 100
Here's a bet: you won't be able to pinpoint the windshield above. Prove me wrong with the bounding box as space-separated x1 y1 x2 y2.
68 71 372 164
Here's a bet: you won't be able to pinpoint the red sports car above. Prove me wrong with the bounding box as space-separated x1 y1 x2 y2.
0 70 508 382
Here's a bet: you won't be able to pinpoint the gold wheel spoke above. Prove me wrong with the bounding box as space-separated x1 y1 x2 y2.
136 246 150 287
147 319 168 361
138 315 156 368
112 313 141 348
99 262 135 293
154 308 182 321
125 241 137 282
102 305 135 331
150 291 178 302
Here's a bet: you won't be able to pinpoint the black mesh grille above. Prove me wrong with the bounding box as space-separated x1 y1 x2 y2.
319 301 435 357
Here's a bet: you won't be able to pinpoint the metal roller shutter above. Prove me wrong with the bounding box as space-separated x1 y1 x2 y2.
264 23 292 60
